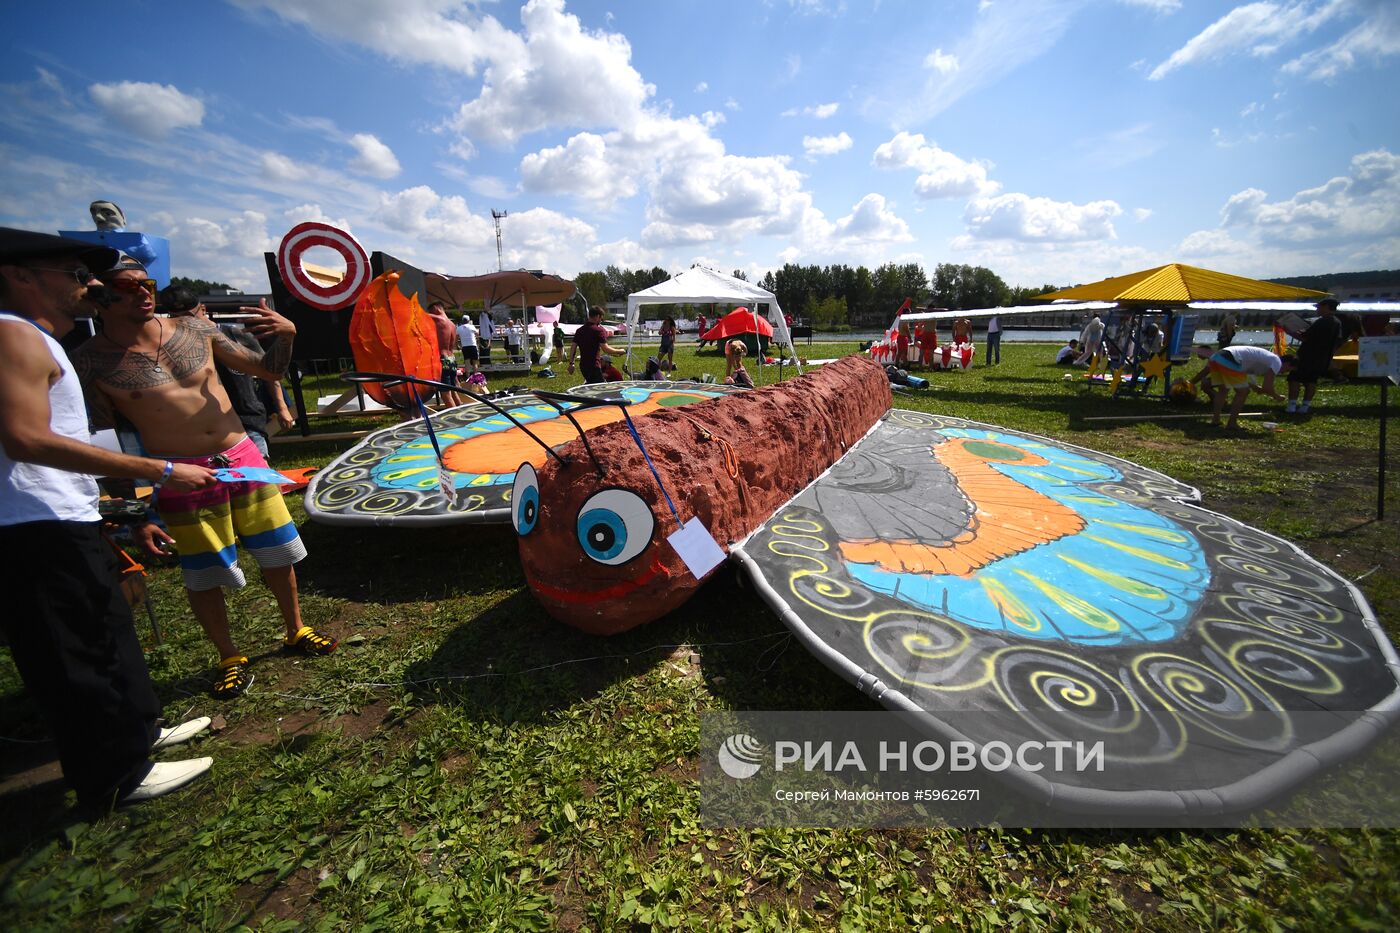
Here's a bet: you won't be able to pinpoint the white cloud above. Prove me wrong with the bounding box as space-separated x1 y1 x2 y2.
348 133 402 179
1134 207 1154 221
1217 148 1400 244
1149 1 1348 80
781 102 840 118
261 151 310 181
649 147 809 231
378 185 491 244
509 51 834 248
1282 1 1400 80
964 193 1123 242
175 211 275 286
443 0 654 147
640 221 718 248
694 81 709 93
283 203 352 232
88 81 204 138
725 97 740 111
924 48 959 75
872 131 999 199
519 132 639 208
229 0 525 77
831 193 911 241
803 132 853 157
448 138 478 161
1118 0 1181 11
1179 228 1245 258
584 237 663 271
494 207 598 270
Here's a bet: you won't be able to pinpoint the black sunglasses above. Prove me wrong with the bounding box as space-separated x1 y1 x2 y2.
27 264 94 285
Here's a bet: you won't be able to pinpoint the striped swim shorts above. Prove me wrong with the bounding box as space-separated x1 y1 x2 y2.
1206 349 1249 389
155 435 306 591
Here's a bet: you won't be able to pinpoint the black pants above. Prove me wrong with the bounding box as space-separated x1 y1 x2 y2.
0 521 158 808
581 363 604 384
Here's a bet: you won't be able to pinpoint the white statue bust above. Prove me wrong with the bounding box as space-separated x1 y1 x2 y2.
90 200 127 231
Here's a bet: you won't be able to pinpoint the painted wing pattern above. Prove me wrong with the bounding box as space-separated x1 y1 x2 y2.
735 410 1400 805
306 381 745 526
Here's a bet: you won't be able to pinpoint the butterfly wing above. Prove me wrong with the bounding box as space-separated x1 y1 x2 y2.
305 381 745 526
733 410 1399 815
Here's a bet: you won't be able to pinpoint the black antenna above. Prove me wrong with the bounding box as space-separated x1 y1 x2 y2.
342 371 568 466
530 389 634 477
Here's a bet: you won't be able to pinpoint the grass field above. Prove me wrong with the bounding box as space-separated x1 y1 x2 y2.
2 340 1398 930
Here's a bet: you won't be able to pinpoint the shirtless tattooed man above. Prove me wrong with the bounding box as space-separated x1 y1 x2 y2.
75 258 336 697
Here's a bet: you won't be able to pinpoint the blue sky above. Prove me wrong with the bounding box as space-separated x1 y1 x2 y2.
3 0 1397 293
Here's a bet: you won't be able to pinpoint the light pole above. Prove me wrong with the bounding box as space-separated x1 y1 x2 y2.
491 209 507 272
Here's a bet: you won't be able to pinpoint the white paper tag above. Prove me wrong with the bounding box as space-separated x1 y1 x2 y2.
668 516 727 579
437 464 458 507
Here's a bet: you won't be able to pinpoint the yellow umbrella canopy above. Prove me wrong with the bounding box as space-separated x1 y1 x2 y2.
1036 263 1329 304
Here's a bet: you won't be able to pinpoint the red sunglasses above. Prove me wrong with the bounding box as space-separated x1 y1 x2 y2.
106 277 158 295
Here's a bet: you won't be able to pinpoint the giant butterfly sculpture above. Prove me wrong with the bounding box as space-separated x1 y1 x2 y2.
316 356 1398 815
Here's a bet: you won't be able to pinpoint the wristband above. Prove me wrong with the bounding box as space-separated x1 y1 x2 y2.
157 460 174 485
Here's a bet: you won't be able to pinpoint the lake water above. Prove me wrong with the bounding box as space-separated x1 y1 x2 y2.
666 328 1278 346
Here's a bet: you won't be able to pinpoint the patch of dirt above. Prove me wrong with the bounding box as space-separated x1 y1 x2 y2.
332 700 389 741
240 865 322 924
223 708 322 746
552 891 586 933
666 645 703 681
1107 873 1165 920
440 750 474 778
656 757 698 783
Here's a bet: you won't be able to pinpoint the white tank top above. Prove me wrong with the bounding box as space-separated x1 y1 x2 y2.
0 313 102 525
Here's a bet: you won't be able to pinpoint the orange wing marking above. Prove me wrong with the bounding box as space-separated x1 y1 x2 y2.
441 392 705 476
838 438 1085 576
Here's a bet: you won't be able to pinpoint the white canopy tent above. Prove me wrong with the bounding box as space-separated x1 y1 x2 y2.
624 266 800 382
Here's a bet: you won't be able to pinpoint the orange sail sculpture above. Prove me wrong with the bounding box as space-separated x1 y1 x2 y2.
349 271 440 410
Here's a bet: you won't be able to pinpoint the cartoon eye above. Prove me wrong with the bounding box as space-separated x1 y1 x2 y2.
575 489 655 566
512 462 540 536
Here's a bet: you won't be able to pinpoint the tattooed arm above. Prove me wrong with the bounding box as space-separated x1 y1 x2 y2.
197 298 297 380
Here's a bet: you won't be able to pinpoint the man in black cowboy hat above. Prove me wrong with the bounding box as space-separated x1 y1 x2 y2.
1286 296 1343 415
0 227 218 808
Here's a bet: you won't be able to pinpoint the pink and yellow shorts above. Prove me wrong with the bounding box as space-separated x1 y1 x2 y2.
155 435 306 591
1206 350 1250 389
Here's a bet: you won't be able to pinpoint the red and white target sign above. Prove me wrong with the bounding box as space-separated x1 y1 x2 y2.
275 222 371 310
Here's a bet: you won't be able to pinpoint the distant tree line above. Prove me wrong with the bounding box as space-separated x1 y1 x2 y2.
566 262 1062 329
171 275 234 294
1269 269 1400 291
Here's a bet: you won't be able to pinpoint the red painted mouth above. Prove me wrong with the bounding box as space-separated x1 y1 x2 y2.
530 557 670 605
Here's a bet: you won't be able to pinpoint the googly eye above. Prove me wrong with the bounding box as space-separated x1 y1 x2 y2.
512 462 540 536
575 488 655 566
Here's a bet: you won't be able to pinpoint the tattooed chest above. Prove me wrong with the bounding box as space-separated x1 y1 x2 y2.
90 326 212 391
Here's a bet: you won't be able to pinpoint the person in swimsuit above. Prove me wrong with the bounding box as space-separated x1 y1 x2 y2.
75 258 336 698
